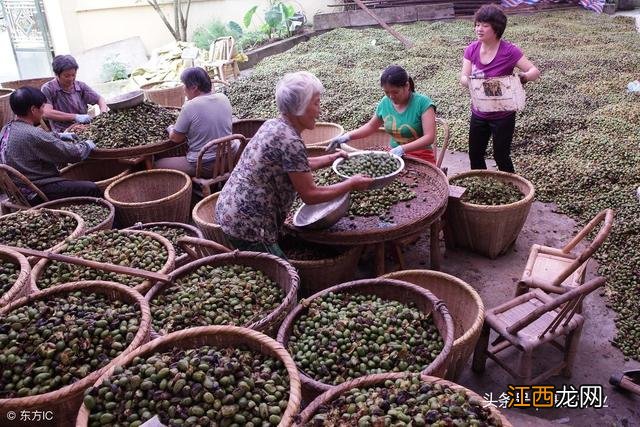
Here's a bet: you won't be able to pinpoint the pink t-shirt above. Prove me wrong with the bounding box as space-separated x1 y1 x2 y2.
464 40 523 119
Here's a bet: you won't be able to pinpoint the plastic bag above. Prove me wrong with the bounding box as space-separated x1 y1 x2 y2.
627 80 640 94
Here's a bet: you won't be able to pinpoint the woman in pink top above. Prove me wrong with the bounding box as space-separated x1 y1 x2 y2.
460 5 539 173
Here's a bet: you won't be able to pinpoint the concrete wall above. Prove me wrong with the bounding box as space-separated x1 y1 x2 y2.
45 0 332 57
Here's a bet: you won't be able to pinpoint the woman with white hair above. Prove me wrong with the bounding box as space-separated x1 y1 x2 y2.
215 71 373 256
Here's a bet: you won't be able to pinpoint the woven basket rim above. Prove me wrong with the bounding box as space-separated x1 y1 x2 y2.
126 220 202 266
74 325 302 427
104 169 192 208
0 208 86 254
145 250 299 333
33 196 116 234
30 228 176 294
276 278 454 393
296 372 511 426
0 280 150 408
192 192 219 230
381 269 485 349
304 122 345 147
0 248 31 306
449 170 535 211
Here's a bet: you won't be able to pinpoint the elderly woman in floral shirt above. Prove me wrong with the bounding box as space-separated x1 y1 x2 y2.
215 71 373 256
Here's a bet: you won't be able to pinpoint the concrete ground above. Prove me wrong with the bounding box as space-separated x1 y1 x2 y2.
356 150 640 426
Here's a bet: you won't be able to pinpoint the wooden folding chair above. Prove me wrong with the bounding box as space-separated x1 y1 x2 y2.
207 37 240 82
191 134 248 198
516 208 614 297
472 277 606 384
0 164 48 214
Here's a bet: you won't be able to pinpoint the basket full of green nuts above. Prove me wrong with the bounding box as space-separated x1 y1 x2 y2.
30 229 176 294
333 151 404 190
145 250 299 337
0 248 31 308
0 209 85 258
297 373 511 426
447 170 535 259
127 222 204 267
277 278 454 404
0 280 151 427
75 325 302 427
34 197 115 234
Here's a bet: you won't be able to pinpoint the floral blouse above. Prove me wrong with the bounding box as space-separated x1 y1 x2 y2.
215 117 310 244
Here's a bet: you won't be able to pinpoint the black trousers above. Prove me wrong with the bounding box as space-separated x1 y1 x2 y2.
468 112 516 173
36 179 102 202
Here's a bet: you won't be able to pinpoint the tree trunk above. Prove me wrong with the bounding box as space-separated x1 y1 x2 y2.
146 0 191 42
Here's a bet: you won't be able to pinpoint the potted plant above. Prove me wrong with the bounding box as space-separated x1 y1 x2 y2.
603 0 617 14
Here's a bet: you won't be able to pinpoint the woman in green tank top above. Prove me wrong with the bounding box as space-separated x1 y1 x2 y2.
327 65 437 164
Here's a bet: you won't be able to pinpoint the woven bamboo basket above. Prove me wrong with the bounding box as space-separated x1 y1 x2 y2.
232 118 266 139
1 76 53 90
59 159 132 191
301 122 344 148
0 88 14 129
126 221 203 267
0 248 31 308
192 191 232 246
140 81 185 108
145 250 299 337
0 209 85 261
30 229 176 295
277 278 455 404
279 237 363 297
297 373 512 426
75 325 302 427
34 197 115 234
0 281 150 427
343 127 389 152
105 169 192 227
447 170 535 259
382 270 485 381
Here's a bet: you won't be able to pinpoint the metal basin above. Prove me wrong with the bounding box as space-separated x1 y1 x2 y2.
293 193 350 230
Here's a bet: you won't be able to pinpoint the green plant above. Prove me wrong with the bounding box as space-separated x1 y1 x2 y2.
191 19 242 50
243 0 298 39
101 54 128 82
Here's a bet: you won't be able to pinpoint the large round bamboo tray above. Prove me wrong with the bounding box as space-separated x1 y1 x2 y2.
59 159 132 191
75 325 302 427
0 281 151 427
0 248 31 308
342 127 389 152
192 191 232 247
382 270 485 381
447 170 535 259
126 221 203 267
286 157 448 245
0 88 14 129
302 122 344 148
34 197 115 234
86 107 180 160
30 229 176 294
105 169 192 227
0 208 86 259
145 250 299 337
233 118 266 139
297 373 511 426
1 76 53 90
280 237 363 297
140 81 185 108
277 278 454 404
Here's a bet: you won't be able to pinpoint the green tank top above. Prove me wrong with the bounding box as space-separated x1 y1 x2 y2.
375 92 436 148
